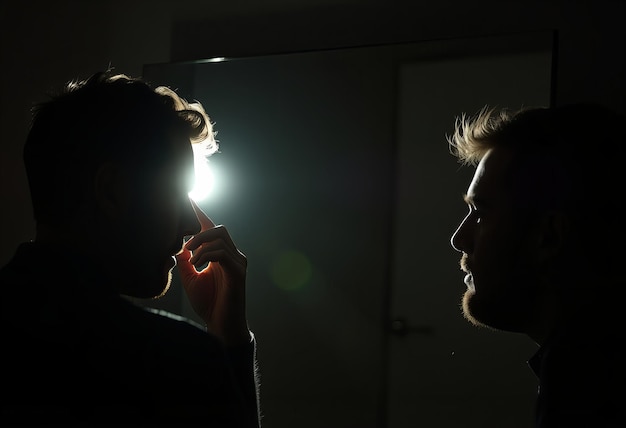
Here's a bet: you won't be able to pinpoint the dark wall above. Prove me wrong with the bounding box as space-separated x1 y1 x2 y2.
0 1 623 427
1 0 623 265
170 2 625 113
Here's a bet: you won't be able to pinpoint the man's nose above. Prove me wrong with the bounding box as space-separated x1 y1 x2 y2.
450 219 467 253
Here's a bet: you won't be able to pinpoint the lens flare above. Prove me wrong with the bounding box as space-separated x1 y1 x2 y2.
270 249 313 291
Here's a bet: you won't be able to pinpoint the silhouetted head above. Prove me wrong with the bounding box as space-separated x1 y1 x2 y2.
23 70 218 298
448 103 626 342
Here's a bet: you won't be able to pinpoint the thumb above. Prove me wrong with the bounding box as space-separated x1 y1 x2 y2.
175 247 197 284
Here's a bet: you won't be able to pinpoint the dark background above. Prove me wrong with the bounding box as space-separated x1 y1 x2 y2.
1 0 623 265
1 1 624 427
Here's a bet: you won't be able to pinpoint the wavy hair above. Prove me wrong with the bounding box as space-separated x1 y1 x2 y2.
24 70 218 225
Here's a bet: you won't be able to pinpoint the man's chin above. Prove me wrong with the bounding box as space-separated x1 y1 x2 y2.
462 290 521 332
148 270 173 299
156 271 173 298
461 291 492 329
120 270 171 300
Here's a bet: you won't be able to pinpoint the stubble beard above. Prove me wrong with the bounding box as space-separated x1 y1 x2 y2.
152 269 173 299
461 289 486 328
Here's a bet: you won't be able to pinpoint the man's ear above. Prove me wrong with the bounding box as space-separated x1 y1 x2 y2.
534 210 569 264
93 163 126 219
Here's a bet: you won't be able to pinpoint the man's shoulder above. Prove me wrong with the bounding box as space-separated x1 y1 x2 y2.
95 297 223 356
539 319 626 394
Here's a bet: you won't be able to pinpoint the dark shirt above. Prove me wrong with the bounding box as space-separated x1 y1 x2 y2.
0 242 260 427
528 318 626 428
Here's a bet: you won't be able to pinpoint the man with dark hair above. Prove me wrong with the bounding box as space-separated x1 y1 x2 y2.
0 71 260 427
449 103 626 427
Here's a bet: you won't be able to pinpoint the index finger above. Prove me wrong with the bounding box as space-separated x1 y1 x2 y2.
190 198 216 230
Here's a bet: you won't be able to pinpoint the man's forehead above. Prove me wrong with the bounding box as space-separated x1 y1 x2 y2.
467 147 515 200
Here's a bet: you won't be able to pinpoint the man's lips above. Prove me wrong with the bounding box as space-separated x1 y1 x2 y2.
463 272 475 291
464 273 472 285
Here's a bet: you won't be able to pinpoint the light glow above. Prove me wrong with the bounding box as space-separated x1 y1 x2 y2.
188 153 214 202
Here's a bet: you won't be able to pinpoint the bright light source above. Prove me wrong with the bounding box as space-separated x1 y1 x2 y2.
206 57 226 63
188 154 214 202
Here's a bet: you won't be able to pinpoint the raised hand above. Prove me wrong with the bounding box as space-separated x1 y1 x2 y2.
175 198 250 346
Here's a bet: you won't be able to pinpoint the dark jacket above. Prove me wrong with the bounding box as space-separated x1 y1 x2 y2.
529 313 626 428
0 242 260 427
